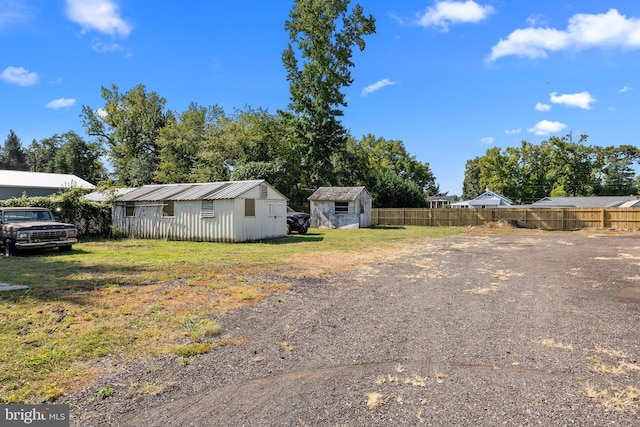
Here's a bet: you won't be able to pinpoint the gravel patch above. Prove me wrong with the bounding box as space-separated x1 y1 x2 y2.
66 231 640 426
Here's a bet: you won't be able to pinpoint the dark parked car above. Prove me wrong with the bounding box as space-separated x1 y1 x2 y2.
1 207 78 256
287 206 310 234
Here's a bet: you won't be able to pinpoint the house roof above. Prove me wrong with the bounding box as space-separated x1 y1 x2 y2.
451 189 512 207
0 169 95 190
532 196 639 208
116 180 286 202
426 195 455 202
308 186 370 201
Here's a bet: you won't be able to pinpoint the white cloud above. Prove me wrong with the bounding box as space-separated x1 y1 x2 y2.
535 102 551 112
45 98 76 109
480 136 494 144
620 86 632 93
505 128 522 135
0 66 38 86
65 0 132 37
0 0 34 27
526 14 548 28
416 1 494 31
527 120 566 136
550 91 596 109
488 9 640 61
96 108 108 118
361 79 397 97
92 41 123 53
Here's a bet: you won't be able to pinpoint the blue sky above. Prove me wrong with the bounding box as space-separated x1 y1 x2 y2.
2 0 640 195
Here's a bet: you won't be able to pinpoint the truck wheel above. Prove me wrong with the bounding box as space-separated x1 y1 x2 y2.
4 239 15 257
59 245 73 252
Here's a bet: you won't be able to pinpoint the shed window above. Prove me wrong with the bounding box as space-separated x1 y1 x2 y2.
245 199 255 217
260 184 268 199
163 201 174 217
125 204 135 217
335 201 349 214
201 200 214 218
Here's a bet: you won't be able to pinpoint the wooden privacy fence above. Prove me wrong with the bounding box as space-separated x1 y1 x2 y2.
371 208 640 231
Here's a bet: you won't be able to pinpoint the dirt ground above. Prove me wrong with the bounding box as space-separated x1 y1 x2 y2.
67 229 640 426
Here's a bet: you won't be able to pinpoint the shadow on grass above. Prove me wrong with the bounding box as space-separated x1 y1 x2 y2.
0 249 153 304
371 225 406 230
251 234 324 244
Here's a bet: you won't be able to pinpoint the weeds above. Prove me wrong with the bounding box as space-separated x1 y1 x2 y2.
96 387 113 400
0 227 463 403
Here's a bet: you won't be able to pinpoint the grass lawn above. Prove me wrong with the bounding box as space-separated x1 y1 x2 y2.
0 226 464 403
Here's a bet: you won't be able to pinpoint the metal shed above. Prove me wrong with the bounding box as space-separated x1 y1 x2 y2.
113 180 288 242
308 187 372 229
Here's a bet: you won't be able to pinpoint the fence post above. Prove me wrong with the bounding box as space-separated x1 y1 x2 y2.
601 208 605 229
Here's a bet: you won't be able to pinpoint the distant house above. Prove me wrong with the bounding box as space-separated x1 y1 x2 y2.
308 187 372 229
426 195 456 209
531 196 640 208
0 170 95 199
451 188 512 208
112 180 288 242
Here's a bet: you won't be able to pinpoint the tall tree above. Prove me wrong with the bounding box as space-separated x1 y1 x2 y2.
81 84 171 186
156 103 223 184
599 145 639 196
1 130 28 171
53 131 106 184
25 136 60 172
282 0 375 187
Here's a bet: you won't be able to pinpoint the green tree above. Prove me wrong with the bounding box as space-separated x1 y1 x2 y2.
599 145 639 196
156 103 223 184
359 134 439 195
53 131 106 183
282 0 376 187
548 134 599 196
462 157 483 200
1 130 28 171
81 84 171 186
26 136 59 172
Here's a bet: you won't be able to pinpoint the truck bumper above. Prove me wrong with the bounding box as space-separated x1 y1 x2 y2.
15 239 78 250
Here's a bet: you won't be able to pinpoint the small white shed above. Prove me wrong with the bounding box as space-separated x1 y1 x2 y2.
113 180 288 242
308 187 372 229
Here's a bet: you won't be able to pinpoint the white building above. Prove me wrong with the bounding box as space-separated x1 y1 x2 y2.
451 188 512 208
113 180 288 242
0 170 95 199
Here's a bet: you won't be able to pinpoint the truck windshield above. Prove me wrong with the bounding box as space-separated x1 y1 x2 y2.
2 210 54 223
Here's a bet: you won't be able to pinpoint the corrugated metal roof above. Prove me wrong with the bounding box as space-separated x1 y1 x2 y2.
308 187 368 201
117 180 270 202
0 169 95 189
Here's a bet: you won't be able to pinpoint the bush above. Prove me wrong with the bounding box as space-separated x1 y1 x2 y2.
0 187 112 237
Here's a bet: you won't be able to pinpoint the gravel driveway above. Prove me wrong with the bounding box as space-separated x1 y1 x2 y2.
68 230 640 426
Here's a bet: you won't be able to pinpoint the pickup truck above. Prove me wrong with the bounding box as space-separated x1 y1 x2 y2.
1 207 78 256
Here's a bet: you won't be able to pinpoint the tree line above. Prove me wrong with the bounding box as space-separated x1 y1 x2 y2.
463 134 640 203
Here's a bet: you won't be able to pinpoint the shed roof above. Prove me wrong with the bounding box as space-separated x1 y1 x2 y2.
116 180 286 202
308 186 369 201
532 196 638 208
0 169 95 189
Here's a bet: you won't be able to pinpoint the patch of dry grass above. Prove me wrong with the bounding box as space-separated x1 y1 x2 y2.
539 338 573 351
0 227 464 403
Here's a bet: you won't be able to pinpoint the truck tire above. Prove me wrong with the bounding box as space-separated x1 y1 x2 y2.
59 245 73 252
4 239 15 257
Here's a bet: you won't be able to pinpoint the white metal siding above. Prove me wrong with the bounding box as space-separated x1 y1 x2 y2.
113 198 286 242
